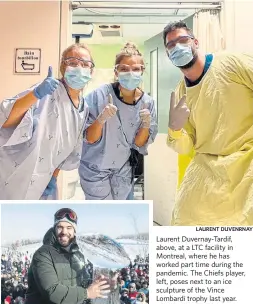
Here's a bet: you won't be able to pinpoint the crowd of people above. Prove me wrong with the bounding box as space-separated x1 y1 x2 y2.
1 248 149 304
119 256 149 304
1 251 30 304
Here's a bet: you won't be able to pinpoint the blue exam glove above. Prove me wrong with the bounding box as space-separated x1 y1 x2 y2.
33 66 59 99
42 176 57 197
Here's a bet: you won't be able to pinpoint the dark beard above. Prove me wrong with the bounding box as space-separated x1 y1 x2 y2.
58 234 74 247
179 52 198 70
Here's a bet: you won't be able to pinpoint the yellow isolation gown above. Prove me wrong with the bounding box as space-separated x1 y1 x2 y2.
167 52 253 226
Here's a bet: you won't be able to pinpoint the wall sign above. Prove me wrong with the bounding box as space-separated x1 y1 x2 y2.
14 48 41 74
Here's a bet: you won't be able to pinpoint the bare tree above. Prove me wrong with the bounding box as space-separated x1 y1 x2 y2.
129 213 149 261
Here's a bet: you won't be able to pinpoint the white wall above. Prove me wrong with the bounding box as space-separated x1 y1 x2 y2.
222 0 253 52
0 1 71 101
144 134 177 226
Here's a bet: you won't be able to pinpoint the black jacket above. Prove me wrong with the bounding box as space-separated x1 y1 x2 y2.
25 228 92 304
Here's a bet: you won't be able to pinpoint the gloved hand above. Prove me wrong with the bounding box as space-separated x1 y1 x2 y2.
33 66 59 99
42 176 57 197
97 94 117 124
139 103 151 129
169 92 190 131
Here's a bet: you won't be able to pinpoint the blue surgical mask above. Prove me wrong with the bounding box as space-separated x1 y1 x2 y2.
118 72 142 91
168 44 193 67
64 66 91 90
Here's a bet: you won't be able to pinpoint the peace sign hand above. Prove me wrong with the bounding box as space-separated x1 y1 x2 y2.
168 92 190 131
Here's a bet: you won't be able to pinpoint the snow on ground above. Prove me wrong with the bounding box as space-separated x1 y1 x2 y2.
2 237 148 269
116 239 148 261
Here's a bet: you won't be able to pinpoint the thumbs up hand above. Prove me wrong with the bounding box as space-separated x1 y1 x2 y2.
139 102 151 129
33 66 59 99
168 92 190 131
97 94 118 124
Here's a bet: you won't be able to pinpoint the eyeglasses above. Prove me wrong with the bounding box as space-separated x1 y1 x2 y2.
115 64 145 73
166 35 194 51
63 57 95 69
54 208 77 222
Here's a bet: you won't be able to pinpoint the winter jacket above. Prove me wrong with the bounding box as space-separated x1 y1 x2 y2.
138 288 148 295
1 259 7 269
25 228 92 304
128 291 138 299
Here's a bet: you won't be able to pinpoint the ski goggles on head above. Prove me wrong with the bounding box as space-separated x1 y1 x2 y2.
54 208 77 223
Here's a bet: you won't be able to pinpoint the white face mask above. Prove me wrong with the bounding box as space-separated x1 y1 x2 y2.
118 72 142 91
168 43 194 67
64 66 92 90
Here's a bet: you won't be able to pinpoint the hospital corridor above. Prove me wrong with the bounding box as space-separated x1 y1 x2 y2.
1 0 253 226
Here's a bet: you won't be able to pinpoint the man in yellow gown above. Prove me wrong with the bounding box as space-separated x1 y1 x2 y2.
165 21 253 226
